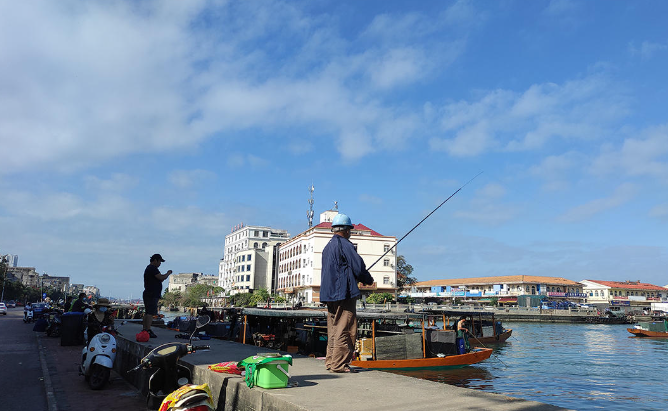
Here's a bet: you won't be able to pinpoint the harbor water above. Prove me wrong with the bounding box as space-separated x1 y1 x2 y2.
387 322 668 410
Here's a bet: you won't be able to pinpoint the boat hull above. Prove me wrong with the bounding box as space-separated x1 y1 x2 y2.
473 329 512 344
350 347 493 370
627 328 668 337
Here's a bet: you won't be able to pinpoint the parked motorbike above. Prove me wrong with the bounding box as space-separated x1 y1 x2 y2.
80 310 119 390
23 306 33 323
128 315 211 410
45 309 63 337
156 383 214 411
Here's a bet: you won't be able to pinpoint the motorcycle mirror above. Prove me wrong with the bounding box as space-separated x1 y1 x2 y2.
83 308 92 315
196 315 210 329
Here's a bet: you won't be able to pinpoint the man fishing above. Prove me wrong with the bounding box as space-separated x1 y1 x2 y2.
320 213 374 373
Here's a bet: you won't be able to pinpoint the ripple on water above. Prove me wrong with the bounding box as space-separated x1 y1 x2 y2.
386 322 668 411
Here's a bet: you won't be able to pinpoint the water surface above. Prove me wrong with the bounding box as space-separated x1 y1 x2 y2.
387 322 668 411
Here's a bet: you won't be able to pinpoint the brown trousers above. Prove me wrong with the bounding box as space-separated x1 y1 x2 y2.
325 298 357 372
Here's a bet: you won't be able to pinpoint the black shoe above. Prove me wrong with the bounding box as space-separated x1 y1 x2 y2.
147 329 158 338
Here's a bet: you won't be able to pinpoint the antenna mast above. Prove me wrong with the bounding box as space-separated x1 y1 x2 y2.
307 183 315 228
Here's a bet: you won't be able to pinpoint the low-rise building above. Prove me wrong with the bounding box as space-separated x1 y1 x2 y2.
41 274 70 293
412 275 586 305
276 209 398 304
580 280 668 311
83 285 100 299
8 267 40 288
168 273 218 293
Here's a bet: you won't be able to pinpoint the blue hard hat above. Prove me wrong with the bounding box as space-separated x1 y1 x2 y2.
332 213 354 228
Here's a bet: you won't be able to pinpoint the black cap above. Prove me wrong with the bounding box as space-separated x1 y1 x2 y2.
151 253 165 262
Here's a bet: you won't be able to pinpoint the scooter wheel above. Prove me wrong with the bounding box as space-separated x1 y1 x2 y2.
88 364 110 390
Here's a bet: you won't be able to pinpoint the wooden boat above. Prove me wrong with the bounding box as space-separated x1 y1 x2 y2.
627 319 668 337
422 309 513 344
351 314 495 370
351 347 493 370
471 328 512 344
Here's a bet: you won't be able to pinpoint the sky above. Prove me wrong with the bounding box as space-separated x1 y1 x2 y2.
1 0 667 299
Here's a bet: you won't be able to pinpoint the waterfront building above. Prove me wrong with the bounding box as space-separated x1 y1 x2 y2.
276 209 398 304
219 224 290 295
8 266 40 287
83 285 100 299
412 275 586 305
579 280 668 312
168 272 218 293
40 274 70 293
68 283 84 295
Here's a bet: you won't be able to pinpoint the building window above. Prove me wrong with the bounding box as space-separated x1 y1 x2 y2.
384 259 389 267
384 244 390 252
263 231 268 237
254 242 258 248
246 264 251 271
254 230 259 236
248 254 252 261
383 276 390 285
263 242 267 248
241 266 245 272
246 275 250 281
241 255 245 262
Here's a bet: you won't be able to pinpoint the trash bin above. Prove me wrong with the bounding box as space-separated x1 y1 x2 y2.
60 312 85 346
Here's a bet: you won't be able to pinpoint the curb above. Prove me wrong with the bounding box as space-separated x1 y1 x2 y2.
36 333 59 411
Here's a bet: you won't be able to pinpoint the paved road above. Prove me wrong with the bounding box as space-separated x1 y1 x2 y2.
0 307 146 411
0 307 49 410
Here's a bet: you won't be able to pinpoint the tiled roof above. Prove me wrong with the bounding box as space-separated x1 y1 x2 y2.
314 222 384 237
416 275 580 287
584 280 668 291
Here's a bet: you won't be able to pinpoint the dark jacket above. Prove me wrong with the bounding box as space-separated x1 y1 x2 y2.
320 235 374 302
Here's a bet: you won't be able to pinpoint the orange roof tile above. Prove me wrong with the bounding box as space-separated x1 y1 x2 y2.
415 275 580 287
584 280 667 291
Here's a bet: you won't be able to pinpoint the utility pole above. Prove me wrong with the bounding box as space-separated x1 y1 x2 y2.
0 256 8 302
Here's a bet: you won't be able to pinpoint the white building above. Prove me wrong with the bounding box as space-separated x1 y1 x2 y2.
168 272 218 293
276 210 398 303
580 279 668 310
219 224 290 295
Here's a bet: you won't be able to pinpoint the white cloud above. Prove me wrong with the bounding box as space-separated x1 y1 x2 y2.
529 152 584 191
151 206 229 236
649 204 668 220
359 194 383 205
84 174 138 191
430 74 629 157
453 183 519 225
628 40 668 60
168 169 216 189
590 124 668 179
558 183 637 222
0 0 481 175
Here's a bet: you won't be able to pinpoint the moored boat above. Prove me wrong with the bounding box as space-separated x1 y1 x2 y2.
351 347 493 370
627 319 668 337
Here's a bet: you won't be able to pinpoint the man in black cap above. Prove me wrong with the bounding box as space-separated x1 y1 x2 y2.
143 253 172 338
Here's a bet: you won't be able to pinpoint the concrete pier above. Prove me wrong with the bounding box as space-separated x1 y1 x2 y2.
114 321 569 411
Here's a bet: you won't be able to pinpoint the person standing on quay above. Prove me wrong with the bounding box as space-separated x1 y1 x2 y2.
320 213 374 373
143 253 172 338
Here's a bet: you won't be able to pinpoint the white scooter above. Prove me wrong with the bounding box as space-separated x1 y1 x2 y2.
79 309 118 390
23 306 34 323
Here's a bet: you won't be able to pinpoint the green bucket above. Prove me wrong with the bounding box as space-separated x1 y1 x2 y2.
238 354 293 389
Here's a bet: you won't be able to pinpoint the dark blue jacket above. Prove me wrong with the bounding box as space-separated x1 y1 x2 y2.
320 235 374 302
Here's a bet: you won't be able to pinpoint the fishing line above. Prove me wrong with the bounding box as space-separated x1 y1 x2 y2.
468 333 508 368
367 171 484 270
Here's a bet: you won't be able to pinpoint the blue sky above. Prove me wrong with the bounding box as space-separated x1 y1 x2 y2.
1 0 667 298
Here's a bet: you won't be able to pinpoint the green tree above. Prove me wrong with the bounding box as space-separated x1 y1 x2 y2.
160 290 183 308
366 292 395 304
180 284 224 308
396 255 417 291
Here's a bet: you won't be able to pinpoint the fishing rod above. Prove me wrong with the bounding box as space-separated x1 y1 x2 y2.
467 332 508 368
367 171 483 270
